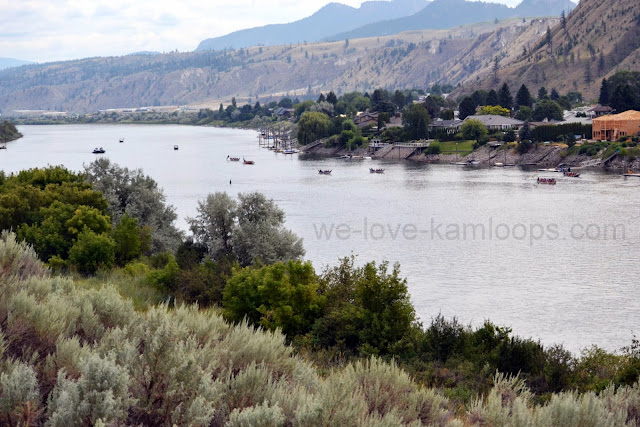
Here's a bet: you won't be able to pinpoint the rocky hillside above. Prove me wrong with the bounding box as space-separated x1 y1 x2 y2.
456 0 640 99
0 19 556 114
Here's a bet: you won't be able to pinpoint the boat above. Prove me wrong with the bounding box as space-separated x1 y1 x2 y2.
452 159 479 166
243 158 255 165
119 138 124 143
563 172 581 177
283 149 298 154
174 145 179 150
0 144 6 150
318 170 332 175
537 177 556 185
494 162 504 167
227 156 240 161
369 168 385 174
623 170 640 177
92 147 105 154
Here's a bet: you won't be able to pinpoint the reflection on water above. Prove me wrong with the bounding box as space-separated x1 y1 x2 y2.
2 124 639 353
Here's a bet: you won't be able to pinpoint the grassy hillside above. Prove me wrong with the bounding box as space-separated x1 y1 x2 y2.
2 231 640 426
459 0 640 99
0 20 555 114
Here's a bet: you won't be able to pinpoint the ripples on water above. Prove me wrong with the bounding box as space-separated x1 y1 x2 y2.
3 124 639 353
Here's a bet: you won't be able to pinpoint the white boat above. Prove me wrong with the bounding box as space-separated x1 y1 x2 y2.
494 162 504 167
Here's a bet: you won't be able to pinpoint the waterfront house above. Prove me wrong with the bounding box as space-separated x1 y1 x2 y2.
354 111 379 128
464 115 524 131
592 110 640 141
428 119 463 134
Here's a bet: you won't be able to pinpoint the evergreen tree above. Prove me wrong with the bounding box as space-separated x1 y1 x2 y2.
538 87 548 100
498 83 513 110
458 96 477 120
599 78 610 105
561 10 567 30
326 91 338 105
515 84 533 109
550 88 560 100
317 93 326 103
487 89 499 106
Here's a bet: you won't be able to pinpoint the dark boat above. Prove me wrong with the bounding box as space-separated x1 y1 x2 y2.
119 138 124 143
174 145 179 150
563 172 581 177
243 158 255 165
369 168 385 174
537 177 556 185
318 170 332 175
227 156 240 161
92 147 105 154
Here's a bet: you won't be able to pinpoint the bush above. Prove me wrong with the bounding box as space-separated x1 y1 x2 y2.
68 230 116 275
425 143 441 155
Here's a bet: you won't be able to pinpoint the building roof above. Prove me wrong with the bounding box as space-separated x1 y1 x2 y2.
593 110 640 122
464 115 524 126
590 105 614 113
429 119 462 128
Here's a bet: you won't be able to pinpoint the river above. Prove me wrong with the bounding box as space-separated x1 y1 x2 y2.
2 124 638 353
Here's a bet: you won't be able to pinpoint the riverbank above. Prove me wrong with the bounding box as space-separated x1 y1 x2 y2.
0 120 22 144
303 140 640 170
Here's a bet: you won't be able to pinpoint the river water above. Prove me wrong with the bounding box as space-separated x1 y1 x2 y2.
2 124 638 353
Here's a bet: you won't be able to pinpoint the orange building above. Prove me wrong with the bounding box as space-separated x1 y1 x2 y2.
592 110 640 141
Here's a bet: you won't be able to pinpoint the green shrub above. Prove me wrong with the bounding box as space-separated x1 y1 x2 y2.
68 230 116 275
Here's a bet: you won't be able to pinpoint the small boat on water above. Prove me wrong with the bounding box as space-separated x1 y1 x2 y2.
283 149 298 154
243 158 255 165
563 172 581 177
369 168 385 174
227 156 240 161
494 162 504 167
174 145 179 150
92 147 105 154
623 170 640 177
537 177 556 185
119 138 124 143
318 170 332 175
0 144 7 150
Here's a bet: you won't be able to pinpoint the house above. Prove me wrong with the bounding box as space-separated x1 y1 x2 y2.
464 115 524 131
592 110 640 141
354 111 379 128
274 107 294 118
428 119 463 134
589 105 614 118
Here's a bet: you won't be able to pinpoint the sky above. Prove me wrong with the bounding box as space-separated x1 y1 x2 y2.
1 0 523 63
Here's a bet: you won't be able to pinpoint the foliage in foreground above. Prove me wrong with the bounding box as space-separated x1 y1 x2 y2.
1 233 640 426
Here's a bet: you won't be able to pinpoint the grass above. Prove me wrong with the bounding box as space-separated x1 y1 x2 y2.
437 140 475 155
73 266 165 311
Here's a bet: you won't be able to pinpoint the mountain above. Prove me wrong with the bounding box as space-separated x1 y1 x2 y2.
195 0 429 51
457 0 640 99
0 57 34 70
0 19 555 113
328 0 575 41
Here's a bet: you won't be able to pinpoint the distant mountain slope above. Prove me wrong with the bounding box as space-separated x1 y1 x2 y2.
0 19 558 113
328 0 575 41
0 57 34 70
195 0 429 51
457 0 639 99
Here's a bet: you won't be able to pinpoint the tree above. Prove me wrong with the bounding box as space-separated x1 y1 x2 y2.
223 260 322 339
532 99 564 121
393 90 406 110
561 10 567 30
461 119 488 142
83 159 183 254
402 104 430 140
550 88 560 101
278 97 293 108
326 91 338 105
546 26 553 54
370 89 395 114
498 83 513 110
313 257 417 356
459 97 477 120
515 106 533 121
487 89 499 106
317 93 326 103
493 57 500 83
189 192 304 267
478 106 511 117
296 111 331 145
515 84 533 109
584 62 592 86
538 87 548 100
68 229 116 275
599 78 610 105
519 120 532 141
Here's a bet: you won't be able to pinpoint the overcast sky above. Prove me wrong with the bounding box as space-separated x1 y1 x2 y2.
1 0 523 63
